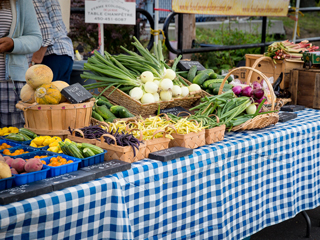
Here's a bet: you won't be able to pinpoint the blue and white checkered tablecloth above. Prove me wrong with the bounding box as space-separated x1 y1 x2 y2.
1 109 320 240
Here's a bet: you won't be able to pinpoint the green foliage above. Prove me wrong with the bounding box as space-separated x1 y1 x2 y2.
192 22 278 74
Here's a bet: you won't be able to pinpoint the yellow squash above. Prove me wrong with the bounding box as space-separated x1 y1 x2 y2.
35 83 61 104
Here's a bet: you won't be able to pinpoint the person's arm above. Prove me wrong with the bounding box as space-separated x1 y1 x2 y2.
31 0 55 64
11 0 42 55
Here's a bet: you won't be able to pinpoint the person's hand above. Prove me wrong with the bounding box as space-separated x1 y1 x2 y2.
30 46 47 67
0 37 14 53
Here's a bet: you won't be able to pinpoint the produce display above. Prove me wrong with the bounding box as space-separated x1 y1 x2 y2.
31 136 62 152
0 127 19 136
4 156 44 175
82 37 201 104
58 141 104 159
2 149 29 156
91 95 134 123
21 64 70 104
2 128 37 142
0 142 12 150
264 40 319 61
45 156 74 167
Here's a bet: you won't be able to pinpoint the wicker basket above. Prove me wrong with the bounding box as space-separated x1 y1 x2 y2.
145 130 171 157
219 67 279 131
16 99 95 137
205 115 226 145
67 129 97 145
96 129 147 163
98 77 208 116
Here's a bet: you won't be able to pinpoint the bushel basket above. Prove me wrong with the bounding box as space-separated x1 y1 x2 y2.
219 67 279 131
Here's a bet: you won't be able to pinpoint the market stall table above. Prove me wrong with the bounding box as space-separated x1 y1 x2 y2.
1 109 320 240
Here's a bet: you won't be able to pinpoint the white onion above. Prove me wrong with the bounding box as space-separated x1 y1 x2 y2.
141 93 155 104
144 81 158 93
172 85 181 97
154 80 160 86
152 92 160 102
188 84 201 92
160 78 173 91
160 90 172 101
163 69 176 80
129 87 143 100
140 71 154 83
181 86 189 97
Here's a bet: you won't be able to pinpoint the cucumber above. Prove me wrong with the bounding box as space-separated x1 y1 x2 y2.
212 86 233 95
197 69 214 75
96 99 113 109
5 133 25 142
19 128 37 139
208 83 233 90
110 106 134 118
18 133 32 141
81 143 104 154
187 65 197 82
202 79 224 89
92 111 104 122
68 144 84 159
96 105 116 123
192 72 210 85
82 148 95 158
178 72 188 78
227 76 233 83
208 72 218 79
216 74 224 79
205 89 212 94
98 95 110 102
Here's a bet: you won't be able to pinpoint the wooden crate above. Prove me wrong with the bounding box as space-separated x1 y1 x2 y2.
290 68 320 109
245 54 304 89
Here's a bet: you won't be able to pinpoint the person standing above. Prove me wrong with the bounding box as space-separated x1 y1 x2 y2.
0 0 42 128
30 0 74 84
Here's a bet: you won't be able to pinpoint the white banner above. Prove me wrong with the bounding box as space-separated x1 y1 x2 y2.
85 0 136 25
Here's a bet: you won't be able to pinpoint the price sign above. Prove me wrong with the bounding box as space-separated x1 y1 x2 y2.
61 83 93 104
148 147 193 162
172 0 290 17
159 106 191 117
85 0 136 25
177 61 206 71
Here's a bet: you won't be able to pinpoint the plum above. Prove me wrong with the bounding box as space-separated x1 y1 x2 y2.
11 158 26 173
24 158 43 173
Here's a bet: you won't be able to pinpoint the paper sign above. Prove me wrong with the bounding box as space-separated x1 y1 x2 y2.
85 0 136 25
172 0 290 17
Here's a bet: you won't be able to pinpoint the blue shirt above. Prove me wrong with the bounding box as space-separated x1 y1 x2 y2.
32 0 74 60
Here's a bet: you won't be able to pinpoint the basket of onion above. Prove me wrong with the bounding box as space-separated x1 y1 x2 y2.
220 67 279 131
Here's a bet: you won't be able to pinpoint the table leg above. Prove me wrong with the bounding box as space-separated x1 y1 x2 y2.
301 211 311 238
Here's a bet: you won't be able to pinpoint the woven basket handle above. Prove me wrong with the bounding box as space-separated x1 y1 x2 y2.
125 119 137 124
15 102 28 111
128 128 143 141
125 122 139 132
189 119 199 126
157 113 170 121
218 66 276 111
165 125 178 134
246 56 276 84
151 129 166 140
208 114 220 123
72 129 85 138
177 111 192 117
100 133 118 146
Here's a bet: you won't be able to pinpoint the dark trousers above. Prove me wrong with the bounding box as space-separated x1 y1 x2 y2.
42 54 73 84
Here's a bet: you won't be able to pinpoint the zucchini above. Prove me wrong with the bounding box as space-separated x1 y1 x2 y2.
5 133 24 142
82 148 95 158
67 144 84 159
19 128 37 139
192 72 210 85
18 133 32 141
208 72 218 79
81 143 104 154
92 111 104 122
96 105 116 122
96 99 113 109
202 79 224 89
110 106 134 118
197 69 214 75
187 65 197 82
